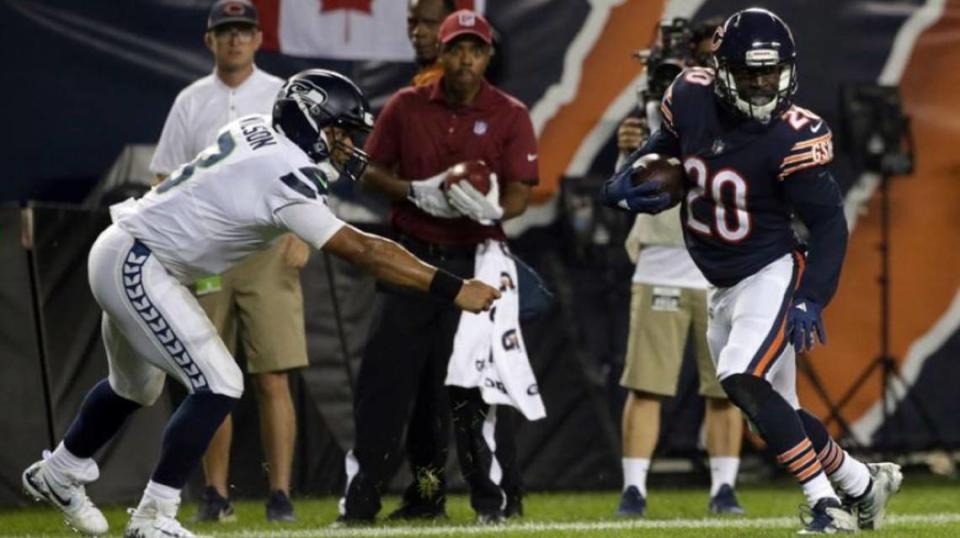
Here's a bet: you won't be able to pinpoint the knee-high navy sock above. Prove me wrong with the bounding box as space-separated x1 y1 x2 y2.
63 379 142 458
152 392 237 489
798 409 852 478
721 375 824 484
797 409 830 452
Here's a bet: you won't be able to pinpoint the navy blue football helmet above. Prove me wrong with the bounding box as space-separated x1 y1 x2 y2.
273 69 374 181
711 8 797 123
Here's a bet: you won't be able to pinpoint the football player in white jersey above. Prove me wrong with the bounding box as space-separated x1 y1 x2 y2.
21 69 500 538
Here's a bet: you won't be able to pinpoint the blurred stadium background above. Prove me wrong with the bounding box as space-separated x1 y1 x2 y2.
1 0 959 532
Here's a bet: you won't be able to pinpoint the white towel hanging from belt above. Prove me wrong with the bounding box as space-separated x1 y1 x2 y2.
445 240 546 421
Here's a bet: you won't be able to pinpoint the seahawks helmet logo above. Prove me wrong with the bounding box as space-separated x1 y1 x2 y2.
285 79 328 108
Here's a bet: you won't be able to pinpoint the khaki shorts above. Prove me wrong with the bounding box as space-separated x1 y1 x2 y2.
620 283 726 399
195 237 308 374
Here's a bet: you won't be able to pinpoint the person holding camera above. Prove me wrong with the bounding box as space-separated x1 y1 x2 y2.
614 17 746 518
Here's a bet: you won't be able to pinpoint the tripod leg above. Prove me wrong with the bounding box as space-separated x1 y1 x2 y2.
796 354 863 450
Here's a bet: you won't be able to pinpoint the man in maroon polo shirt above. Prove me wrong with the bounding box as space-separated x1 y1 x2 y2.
339 9 538 525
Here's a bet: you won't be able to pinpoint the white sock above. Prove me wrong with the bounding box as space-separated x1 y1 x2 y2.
830 452 871 498
45 442 93 483
144 480 181 503
709 457 740 496
622 458 650 496
802 473 838 507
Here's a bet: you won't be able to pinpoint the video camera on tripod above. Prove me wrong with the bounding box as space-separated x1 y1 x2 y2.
631 17 720 133
841 84 915 176
634 18 693 105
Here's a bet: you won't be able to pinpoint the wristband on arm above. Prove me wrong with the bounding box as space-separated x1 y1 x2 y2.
429 268 463 301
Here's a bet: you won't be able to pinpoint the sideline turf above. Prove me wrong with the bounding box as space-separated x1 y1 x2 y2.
3 476 958 537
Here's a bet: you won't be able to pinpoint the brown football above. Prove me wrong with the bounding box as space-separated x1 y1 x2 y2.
443 160 493 195
629 153 685 205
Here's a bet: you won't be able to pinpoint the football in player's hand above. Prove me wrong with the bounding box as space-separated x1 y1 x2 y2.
443 160 493 195
629 153 685 204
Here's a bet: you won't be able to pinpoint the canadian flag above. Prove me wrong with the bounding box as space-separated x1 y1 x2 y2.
253 0 485 61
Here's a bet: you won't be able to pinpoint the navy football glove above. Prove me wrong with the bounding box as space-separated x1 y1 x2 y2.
599 163 672 214
786 297 826 353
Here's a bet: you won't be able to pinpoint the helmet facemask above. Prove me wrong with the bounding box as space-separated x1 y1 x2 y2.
715 53 795 124
322 126 371 184
275 92 372 182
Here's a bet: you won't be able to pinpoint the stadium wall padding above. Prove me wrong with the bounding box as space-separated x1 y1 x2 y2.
0 208 50 506
2 0 959 505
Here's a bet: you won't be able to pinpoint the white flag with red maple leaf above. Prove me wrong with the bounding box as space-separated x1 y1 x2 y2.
254 0 485 61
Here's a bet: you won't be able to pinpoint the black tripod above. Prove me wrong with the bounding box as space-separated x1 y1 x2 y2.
828 84 951 453
828 168 950 453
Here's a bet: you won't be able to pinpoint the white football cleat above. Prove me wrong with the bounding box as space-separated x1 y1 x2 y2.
854 462 903 530
124 496 197 538
22 456 108 536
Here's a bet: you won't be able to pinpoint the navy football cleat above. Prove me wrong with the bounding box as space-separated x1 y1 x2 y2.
193 486 235 523
266 490 296 522
614 486 646 517
709 484 746 515
798 497 857 534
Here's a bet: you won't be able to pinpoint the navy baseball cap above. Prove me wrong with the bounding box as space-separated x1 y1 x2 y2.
207 0 259 30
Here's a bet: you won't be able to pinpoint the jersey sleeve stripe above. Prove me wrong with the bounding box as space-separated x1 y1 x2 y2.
782 153 815 165
779 160 828 179
279 173 318 199
791 133 832 150
660 102 675 129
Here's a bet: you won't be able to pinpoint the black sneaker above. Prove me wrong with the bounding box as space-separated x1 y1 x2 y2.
265 490 296 522
504 494 524 519
798 497 857 534
709 484 746 515
614 486 646 517
387 501 447 521
194 486 236 523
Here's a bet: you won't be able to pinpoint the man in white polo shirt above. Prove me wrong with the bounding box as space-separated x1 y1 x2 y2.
149 0 307 523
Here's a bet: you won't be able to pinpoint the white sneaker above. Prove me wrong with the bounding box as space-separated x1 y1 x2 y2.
124 496 197 538
855 462 903 530
22 456 108 536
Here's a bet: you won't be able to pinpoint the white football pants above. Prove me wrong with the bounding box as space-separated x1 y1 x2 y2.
707 252 804 408
87 225 243 405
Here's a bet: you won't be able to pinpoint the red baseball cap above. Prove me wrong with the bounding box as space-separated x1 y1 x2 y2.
438 10 493 45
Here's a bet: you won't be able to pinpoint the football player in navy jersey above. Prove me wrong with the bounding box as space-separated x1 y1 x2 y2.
602 8 901 533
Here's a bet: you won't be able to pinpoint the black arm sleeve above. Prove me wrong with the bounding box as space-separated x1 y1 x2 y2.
619 127 682 172
599 127 681 211
782 166 848 306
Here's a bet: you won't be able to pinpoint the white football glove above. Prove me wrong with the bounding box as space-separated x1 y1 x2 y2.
446 174 503 225
408 172 461 218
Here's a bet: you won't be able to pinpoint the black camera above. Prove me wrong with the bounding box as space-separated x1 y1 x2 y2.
634 18 693 104
840 84 914 176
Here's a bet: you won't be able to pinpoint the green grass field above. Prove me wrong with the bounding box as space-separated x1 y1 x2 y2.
5 475 959 537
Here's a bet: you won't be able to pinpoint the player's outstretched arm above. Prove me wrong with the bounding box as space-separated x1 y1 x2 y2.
322 225 500 313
